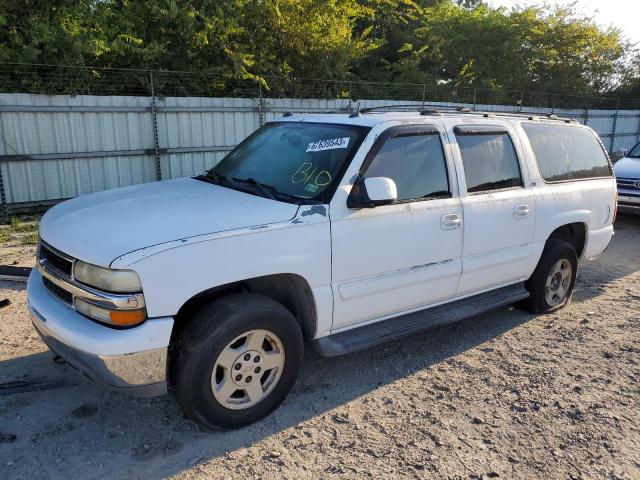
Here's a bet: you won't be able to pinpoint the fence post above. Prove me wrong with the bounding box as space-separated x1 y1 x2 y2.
610 98 620 154
583 106 589 126
0 162 8 224
257 82 266 127
519 91 524 112
472 88 477 110
348 81 353 109
635 109 640 144
421 84 426 105
149 72 162 181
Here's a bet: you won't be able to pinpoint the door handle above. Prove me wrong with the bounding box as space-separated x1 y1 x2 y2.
441 213 462 230
513 204 531 219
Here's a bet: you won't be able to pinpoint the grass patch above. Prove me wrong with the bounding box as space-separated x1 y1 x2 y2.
20 231 39 245
13 222 38 233
0 229 11 243
8 216 39 233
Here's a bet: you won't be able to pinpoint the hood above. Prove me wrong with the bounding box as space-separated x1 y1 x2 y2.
613 157 640 179
40 178 299 267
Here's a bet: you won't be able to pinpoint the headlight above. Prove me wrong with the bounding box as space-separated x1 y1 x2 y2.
74 261 142 293
75 298 146 327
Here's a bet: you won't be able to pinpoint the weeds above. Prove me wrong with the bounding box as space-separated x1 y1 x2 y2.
0 216 40 245
9 217 38 233
20 232 39 245
13 223 38 233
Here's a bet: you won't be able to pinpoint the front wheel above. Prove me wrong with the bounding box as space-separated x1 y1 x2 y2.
522 239 578 314
169 294 304 430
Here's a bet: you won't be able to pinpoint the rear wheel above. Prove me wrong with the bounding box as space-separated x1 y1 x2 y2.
170 294 303 429
522 239 578 313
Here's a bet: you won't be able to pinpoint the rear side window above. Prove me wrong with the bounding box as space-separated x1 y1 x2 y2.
364 133 450 201
455 130 523 193
521 123 612 182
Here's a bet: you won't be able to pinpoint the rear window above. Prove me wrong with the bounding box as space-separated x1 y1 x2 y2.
522 124 612 182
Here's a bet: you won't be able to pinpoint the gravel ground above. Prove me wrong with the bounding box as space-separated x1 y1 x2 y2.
0 214 639 480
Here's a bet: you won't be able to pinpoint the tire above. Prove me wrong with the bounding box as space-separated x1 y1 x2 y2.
521 239 578 314
169 293 304 430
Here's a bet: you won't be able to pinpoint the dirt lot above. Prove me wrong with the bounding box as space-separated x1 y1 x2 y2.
0 215 639 480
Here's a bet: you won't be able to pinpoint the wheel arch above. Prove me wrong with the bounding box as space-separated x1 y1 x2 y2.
546 222 587 259
171 273 318 343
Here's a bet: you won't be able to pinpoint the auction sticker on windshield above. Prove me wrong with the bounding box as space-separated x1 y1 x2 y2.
306 137 350 153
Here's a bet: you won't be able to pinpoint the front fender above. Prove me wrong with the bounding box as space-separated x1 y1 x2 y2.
114 208 332 331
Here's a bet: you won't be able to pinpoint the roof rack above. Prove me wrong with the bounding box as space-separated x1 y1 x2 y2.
357 104 576 123
359 104 469 114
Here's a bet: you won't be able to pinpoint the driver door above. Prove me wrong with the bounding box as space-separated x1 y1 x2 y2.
329 124 464 330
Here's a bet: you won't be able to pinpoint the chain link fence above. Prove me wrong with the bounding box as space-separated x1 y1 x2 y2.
1 63 640 222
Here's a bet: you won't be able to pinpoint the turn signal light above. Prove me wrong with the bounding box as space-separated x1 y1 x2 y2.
109 309 147 326
75 297 146 327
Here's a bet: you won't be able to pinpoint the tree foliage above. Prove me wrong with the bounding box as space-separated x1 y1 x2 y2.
0 0 637 97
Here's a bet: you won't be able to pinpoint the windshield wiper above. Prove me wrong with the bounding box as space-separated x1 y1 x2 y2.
206 168 227 184
194 168 227 186
231 177 277 200
229 177 322 204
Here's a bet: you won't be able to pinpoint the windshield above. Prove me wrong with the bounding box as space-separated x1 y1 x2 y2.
629 142 640 158
203 122 369 202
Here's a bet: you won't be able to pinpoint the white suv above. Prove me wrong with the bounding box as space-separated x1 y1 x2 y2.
28 107 616 429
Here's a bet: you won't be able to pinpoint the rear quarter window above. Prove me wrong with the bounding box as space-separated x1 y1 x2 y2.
521 123 612 182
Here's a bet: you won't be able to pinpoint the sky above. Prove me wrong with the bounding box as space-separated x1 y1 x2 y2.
486 0 640 45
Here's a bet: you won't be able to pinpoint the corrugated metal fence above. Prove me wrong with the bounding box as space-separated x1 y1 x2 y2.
1 92 639 221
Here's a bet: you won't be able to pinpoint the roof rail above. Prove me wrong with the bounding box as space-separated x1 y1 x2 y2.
357 104 576 123
359 104 469 114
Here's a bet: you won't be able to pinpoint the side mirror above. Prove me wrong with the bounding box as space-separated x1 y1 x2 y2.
616 148 628 158
347 176 398 208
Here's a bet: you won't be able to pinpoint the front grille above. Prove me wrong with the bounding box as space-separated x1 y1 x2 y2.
40 243 73 277
616 177 640 190
42 277 73 305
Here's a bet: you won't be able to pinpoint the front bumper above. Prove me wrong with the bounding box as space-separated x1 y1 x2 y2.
27 269 173 397
617 188 640 214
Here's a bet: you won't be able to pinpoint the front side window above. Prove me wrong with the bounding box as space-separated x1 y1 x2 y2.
629 141 640 158
208 122 369 202
455 130 523 193
521 123 612 182
363 133 450 201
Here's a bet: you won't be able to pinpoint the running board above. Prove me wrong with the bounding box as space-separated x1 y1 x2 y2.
314 283 530 357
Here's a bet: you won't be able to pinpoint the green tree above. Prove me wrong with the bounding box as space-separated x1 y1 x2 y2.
0 0 106 65
241 0 374 80
94 1 251 75
383 2 630 97
614 52 640 100
0 0 635 99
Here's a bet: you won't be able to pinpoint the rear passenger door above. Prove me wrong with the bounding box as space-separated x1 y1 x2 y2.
448 123 536 295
